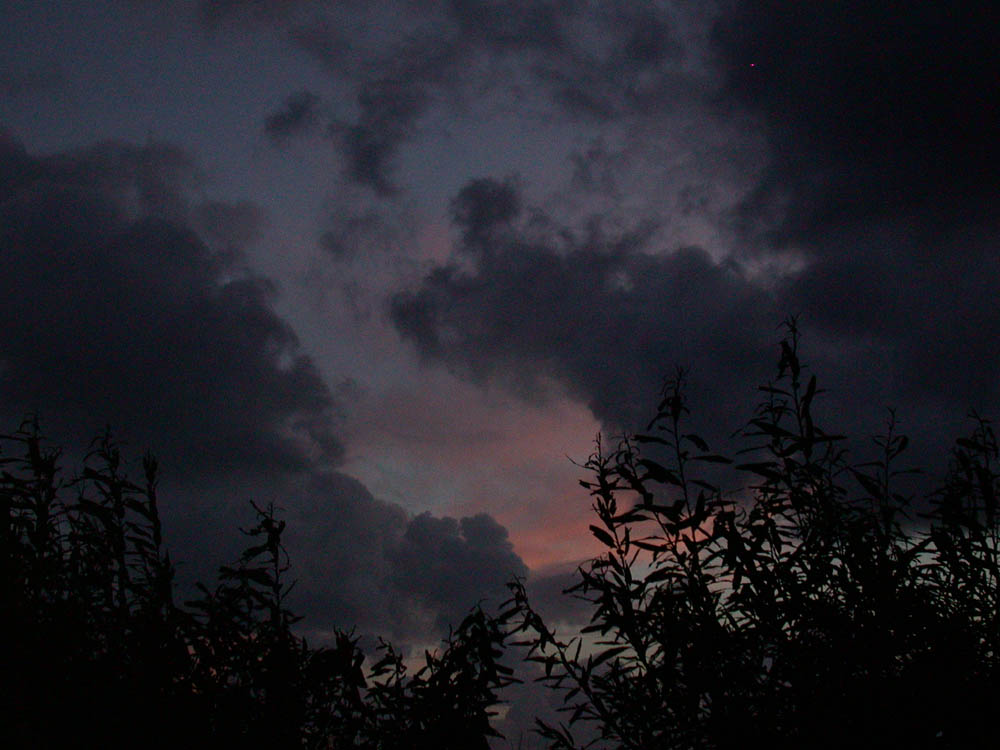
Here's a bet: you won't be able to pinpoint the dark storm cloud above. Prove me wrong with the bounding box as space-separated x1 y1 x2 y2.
713 0 999 243
169 1 711 195
391 1 1000 486
119 0 323 32
568 140 622 196
450 176 521 247
0 135 339 477
193 199 265 251
198 0 322 25
0 134 527 642
392 161 1000 489
620 8 680 67
318 19 478 193
527 3 701 122
707 1 1000 437
523 565 591 625
392 179 778 438
285 475 524 639
317 212 382 260
282 1 690 192
388 512 527 630
264 90 321 145
282 10 469 193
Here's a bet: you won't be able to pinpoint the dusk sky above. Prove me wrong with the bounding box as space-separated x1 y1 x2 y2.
2 0 998 670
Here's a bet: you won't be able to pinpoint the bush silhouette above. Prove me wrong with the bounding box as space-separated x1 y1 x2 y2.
7 320 1000 749
0 422 514 749
504 319 1000 749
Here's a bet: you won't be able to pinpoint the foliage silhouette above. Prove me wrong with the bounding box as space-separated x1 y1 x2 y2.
503 319 1000 749
7 319 1000 749
0 421 514 749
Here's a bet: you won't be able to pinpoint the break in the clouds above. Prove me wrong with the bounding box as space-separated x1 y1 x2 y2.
0 133 525 641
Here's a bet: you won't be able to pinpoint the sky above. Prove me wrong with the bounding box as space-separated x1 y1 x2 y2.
1 0 998 691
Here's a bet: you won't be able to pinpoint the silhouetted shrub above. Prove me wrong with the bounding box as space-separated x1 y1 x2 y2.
504 319 1000 749
10 319 1000 749
0 422 514 749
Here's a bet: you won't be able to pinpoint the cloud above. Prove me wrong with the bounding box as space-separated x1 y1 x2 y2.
99 0 1000 620
0 135 527 643
0 62 64 99
317 213 383 260
704 2 1000 446
0 136 339 477
387 512 527 631
284 10 469 193
525 3 713 123
713 1 999 244
198 0 322 26
374 2 999 487
391 179 778 438
450 176 521 247
264 90 321 145
447 0 565 52
281 1 691 192
391 165 1000 491
193 199 266 252
330 78 429 195
175 0 1000 489
193 2 713 194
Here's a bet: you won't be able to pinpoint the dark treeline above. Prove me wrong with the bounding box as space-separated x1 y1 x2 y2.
4 321 1000 748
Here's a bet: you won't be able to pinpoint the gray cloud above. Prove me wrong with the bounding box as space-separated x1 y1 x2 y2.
706 1 1000 451
199 2 710 195
391 167 1000 489
134 0 996 498
264 90 321 145
107 0 1000 624
391 181 778 440
0 134 526 643
380 3 1000 485
317 211 383 260
0 62 64 99
198 0 323 26
282 1 696 193
447 0 565 52
714 1 999 247
193 199 266 252
450 176 522 247
284 473 525 640
388 512 527 631
0 136 338 477
330 78 430 195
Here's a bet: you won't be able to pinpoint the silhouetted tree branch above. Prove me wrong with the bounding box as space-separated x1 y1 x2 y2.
505 319 1000 749
0 422 516 749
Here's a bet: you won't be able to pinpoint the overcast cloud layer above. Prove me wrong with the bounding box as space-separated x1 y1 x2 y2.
2 0 998 700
